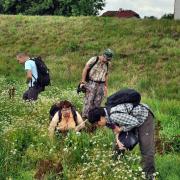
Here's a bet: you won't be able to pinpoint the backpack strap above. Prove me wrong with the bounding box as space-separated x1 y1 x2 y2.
90 56 109 72
71 107 78 126
139 104 155 118
90 56 99 69
110 104 134 116
85 56 99 82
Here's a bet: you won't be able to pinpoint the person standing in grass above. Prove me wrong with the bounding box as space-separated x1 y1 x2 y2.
16 52 43 101
80 49 113 119
88 103 156 180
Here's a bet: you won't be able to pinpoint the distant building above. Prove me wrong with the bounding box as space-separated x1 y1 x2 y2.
174 0 180 20
102 8 140 19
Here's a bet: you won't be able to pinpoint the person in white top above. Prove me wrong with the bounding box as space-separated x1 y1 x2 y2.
16 52 43 100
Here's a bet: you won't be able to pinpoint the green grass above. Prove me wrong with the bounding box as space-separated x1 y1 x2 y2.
0 15 180 179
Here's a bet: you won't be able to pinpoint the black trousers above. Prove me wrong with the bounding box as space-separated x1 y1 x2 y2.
138 112 155 176
23 86 43 101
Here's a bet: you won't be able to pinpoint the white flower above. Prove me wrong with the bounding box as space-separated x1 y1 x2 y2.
63 148 68 152
76 131 81 135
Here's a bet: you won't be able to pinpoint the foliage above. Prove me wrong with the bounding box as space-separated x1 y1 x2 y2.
161 13 174 20
0 0 105 16
144 16 157 19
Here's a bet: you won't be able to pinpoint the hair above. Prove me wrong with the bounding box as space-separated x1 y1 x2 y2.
58 100 73 110
88 107 105 124
16 52 29 58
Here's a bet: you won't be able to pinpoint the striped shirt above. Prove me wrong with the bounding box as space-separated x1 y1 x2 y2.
105 103 150 132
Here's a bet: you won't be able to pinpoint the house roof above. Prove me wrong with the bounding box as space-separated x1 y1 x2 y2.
102 10 140 18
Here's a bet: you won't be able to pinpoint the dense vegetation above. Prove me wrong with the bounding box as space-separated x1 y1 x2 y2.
0 0 105 16
0 15 179 179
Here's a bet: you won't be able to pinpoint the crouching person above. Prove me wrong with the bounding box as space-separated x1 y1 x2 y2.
88 104 156 180
48 100 85 138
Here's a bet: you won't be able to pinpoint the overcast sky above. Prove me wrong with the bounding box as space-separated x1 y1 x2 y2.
100 0 175 18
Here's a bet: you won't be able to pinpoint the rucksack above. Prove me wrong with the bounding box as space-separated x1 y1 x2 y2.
118 129 138 151
105 88 141 108
49 103 78 126
31 57 50 88
85 56 109 82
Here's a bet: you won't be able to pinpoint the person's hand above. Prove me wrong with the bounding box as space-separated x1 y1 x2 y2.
75 123 84 131
116 138 126 150
116 134 126 150
113 125 122 134
26 79 30 84
80 82 85 88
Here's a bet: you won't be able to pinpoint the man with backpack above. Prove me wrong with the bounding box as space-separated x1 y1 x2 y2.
79 49 113 119
88 89 156 180
16 53 50 101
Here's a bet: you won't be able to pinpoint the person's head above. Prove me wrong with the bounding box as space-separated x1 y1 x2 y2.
16 52 29 64
59 100 73 118
102 48 113 62
88 107 107 127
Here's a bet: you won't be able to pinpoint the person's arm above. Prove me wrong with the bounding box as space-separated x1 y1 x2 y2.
115 133 126 150
111 112 139 132
26 70 32 83
75 111 86 131
81 57 96 83
81 64 89 83
48 112 59 139
110 124 126 150
25 61 33 83
104 74 108 96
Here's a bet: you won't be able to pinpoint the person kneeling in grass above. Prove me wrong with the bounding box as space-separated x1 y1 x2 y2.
48 100 85 138
88 104 156 180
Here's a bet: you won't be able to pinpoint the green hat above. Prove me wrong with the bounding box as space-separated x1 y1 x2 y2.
103 48 113 60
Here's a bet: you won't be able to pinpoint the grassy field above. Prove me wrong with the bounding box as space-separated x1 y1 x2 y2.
0 15 180 179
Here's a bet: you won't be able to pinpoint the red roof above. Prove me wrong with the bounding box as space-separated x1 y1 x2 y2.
102 10 140 18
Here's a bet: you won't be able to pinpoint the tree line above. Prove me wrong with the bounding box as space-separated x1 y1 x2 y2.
0 0 105 16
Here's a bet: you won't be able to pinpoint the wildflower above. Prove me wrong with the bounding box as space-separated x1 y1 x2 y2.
76 131 81 135
63 148 68 152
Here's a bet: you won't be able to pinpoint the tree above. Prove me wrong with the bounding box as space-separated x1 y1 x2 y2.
161 13 174 20
0 0 105 16
144 16 157 20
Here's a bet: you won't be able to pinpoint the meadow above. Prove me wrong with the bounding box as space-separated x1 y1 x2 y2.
0 15 180 179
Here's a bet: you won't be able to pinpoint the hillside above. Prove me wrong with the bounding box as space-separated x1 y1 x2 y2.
0 15 179 99
0 15 180 179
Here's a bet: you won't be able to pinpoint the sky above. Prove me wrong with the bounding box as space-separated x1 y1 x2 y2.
100 0 175 18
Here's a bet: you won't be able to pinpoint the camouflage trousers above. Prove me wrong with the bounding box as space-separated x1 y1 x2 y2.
82 81 105 118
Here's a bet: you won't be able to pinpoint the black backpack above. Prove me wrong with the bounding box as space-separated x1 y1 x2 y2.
85 56 109 82
31 57 50 88
118 130 138 151
49 103 78 126
105 88 141 108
